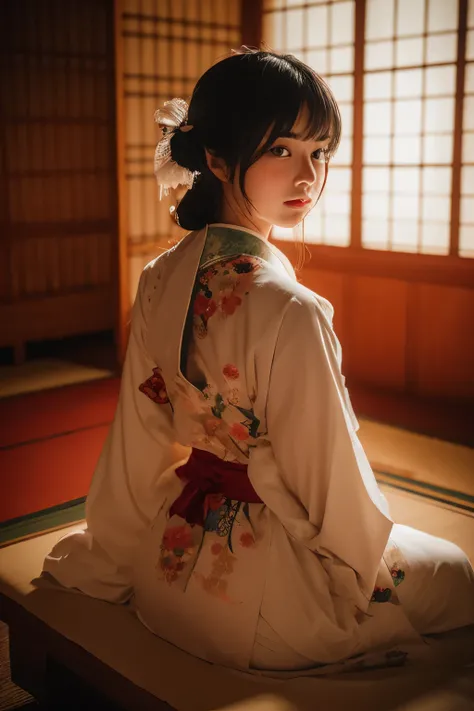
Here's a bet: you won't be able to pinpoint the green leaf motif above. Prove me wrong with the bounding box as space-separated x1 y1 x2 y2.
235 406 260 438
211 393 226 418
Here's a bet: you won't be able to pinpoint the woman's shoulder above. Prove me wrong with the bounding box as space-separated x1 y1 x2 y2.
143 230 201 273
254 259 334 321
138 231 334 328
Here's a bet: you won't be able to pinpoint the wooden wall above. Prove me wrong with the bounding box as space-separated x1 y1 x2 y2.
276 240 474 445
0 0 118 364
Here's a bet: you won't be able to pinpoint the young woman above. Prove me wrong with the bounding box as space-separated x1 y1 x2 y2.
44 50 474 675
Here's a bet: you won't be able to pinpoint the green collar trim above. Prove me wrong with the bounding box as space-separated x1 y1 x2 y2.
199 225 273 269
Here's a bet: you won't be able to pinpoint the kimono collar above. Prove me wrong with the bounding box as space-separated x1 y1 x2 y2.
200 224 274 270
201 224 294 281
147 222 291 395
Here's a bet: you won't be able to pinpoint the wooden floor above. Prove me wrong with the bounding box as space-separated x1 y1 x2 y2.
1 356 473 710
358 418 474 502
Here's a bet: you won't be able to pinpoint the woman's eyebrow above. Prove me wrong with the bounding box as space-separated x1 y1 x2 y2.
279 130 331 142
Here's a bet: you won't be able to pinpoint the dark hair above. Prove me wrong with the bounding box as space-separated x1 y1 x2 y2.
170 50 341 231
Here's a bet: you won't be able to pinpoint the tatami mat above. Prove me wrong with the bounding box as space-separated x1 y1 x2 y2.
359 418 474 501
0 359 113 399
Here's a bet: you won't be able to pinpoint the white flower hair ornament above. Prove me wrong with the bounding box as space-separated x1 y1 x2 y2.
154 98 198 199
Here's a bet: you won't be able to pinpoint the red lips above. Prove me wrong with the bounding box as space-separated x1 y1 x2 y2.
284 199 311 207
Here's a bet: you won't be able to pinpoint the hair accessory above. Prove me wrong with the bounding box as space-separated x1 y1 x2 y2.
230 45 256 55
153 98 197 198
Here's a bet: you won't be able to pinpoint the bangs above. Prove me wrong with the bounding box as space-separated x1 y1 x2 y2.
248 53 342 164
296 68 341 156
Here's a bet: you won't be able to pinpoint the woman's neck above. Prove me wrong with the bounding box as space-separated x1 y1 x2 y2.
218 189 271 240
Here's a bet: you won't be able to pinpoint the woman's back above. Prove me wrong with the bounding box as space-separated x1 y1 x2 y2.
42 48 474 675
123 222 397 670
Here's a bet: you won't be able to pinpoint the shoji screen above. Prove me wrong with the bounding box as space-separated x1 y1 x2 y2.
461 0 474 257
262 0 355 246
363 0 460 255
261 0 473 261
120 0 241 300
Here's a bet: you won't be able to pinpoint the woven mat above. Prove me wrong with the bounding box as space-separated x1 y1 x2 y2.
0 622 34 711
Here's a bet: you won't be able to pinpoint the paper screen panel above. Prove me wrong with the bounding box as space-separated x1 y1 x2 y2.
460 0 474 256
263 0 354 247
363 0 459 255
122 0 241 253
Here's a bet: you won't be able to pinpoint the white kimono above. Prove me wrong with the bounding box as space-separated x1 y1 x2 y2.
43 223 474 675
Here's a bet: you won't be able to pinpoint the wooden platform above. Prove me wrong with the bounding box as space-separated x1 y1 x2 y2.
1 489 474 711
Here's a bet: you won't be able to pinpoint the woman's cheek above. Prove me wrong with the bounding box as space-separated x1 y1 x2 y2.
244 166 267 201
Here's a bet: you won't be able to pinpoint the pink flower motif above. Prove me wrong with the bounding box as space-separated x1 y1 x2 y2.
162 525 193 551
194 292 217 318
139 367 169 404
221 293 242 315
240 532 256 548
229 422 248 441
211 542 223 556
223 363 239 380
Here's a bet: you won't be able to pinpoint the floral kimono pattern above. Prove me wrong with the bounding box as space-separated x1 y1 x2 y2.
139 227 273 600
43 223 474 678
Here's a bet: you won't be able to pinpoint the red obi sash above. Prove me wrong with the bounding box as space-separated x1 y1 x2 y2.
169 448 263 527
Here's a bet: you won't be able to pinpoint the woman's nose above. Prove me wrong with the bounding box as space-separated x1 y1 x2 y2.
295 158 320 187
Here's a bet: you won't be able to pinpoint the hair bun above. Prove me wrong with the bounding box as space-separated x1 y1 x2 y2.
170 128 206 173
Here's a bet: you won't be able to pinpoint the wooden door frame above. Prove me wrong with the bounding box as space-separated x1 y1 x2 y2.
113 0 130 367
241 0 263 48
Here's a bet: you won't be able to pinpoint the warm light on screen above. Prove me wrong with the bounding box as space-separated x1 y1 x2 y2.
264 0 354 247
263 0 474 259
363 0 458 256
121 0 242 298
462 1 474 257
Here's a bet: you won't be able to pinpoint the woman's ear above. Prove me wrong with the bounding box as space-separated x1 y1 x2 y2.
204 149 229 183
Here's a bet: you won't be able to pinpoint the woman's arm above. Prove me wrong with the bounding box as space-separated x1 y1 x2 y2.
249 293 392 607
43 263 190 602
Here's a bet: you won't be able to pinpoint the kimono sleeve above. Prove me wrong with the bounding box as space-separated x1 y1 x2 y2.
257 295 393 603
42 265 190 602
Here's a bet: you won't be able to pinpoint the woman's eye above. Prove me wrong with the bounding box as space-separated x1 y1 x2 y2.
313 148 323 160
270 146 290 157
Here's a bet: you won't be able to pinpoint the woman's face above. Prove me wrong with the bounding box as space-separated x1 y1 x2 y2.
245 111 329 231
234 107 330 236
211 106 332 238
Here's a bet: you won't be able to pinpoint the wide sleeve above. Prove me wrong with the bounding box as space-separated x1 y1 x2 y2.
42 264 190 602
248 294 393 608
